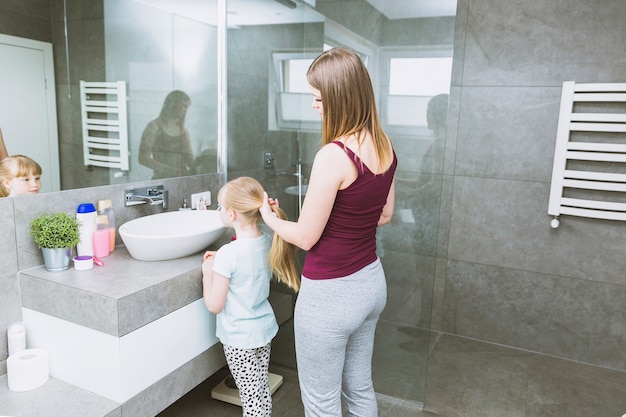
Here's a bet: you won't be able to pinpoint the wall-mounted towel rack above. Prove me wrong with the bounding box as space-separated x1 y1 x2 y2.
79 81 129 171
548 81 626 228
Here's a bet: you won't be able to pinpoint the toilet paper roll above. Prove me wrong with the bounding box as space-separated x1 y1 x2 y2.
7 348 49 392
7 322 26 356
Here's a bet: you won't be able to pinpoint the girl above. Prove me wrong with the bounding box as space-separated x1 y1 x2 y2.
0 155 42 197
202 176 299 417
260 47 396 417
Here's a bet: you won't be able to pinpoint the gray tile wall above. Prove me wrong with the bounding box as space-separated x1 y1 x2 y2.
437 0 626 372
0 0 51 42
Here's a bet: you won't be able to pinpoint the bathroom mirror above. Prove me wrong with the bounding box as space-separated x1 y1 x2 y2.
0 0 226 194
54 0 221 191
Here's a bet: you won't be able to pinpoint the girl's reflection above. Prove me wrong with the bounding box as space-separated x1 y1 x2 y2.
0 155 42 197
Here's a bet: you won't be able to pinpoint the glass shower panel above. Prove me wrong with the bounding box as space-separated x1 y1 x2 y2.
226 0 457 406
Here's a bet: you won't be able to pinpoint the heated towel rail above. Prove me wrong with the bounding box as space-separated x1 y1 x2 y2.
548 81 626 228
80 81 129 170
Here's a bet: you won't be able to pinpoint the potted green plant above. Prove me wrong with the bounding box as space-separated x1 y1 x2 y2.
30 212 81 272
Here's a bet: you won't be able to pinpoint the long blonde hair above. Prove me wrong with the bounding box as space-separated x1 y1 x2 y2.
217 177 300 291
0 155 42 197
307 47 393 172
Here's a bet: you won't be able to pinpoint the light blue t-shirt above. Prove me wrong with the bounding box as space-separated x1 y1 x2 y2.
212 232 278 349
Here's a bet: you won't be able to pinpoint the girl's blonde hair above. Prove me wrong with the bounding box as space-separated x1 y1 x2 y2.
217 176 300 291
0 155 42 197
307 47 394 172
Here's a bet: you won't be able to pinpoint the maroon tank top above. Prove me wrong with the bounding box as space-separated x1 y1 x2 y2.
302 141 397 279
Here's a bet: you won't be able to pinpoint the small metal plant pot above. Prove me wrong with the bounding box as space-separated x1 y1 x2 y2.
41 248 72 272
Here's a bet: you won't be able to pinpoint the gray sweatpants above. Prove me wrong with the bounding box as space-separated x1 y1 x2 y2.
295 259 387 417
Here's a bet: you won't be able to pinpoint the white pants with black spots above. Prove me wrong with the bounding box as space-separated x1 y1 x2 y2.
223 342 272 417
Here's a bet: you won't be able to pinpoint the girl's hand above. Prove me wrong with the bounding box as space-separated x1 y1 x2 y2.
201 251 216 279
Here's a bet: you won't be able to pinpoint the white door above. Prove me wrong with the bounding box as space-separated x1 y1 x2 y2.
0 34 60 193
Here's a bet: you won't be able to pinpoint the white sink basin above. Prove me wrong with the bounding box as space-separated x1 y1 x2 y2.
119 210 225 261
284 185 308 196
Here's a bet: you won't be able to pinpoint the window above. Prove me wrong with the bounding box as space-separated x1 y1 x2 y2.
269 24 376 132
380 49 452 136
281 58 312 93
268 51 320 131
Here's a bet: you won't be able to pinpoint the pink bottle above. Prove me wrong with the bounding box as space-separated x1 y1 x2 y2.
93 215 111 258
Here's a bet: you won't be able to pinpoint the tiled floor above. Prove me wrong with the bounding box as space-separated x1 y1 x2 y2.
157 364 430 417
424 333 626 417
158 333 626 417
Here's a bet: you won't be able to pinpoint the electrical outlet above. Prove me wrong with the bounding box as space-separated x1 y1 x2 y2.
190 191 212 210
263 151 274 169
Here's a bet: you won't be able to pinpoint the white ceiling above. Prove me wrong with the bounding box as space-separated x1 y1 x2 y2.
367 0 457 19
133 0 456 26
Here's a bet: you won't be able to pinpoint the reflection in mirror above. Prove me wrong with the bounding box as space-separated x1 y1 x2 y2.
0 34 60 193
53 0 220 192
0 155 43 197
138 90 197 180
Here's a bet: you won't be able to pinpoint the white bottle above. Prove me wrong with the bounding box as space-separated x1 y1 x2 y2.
76 203 97 256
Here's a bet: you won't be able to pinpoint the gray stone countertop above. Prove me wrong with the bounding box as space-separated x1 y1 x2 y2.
0 374 120 417
19 230 232 337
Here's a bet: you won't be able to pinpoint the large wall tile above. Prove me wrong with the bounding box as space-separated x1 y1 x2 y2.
462 0 626 86
380 250 435 328
386 172 442 257
15 177 223 270
455 86 561 181
448 176 626 286
443 260 626 371
0 198 19 374
450 0 468 88
0 198 17 273
0 2 51 42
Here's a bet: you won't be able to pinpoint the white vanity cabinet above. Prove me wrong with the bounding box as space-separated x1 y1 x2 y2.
14 233 228 417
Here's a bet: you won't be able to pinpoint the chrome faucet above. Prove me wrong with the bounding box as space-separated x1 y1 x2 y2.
125 185 169 209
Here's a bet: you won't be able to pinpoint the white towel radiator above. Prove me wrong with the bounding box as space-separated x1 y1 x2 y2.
79 81 129 171
548 81 626 228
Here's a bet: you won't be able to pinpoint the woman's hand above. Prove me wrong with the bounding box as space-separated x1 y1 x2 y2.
260 192 279 222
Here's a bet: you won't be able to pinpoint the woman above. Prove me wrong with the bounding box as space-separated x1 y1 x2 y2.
139 90 196 179
260 48 396 417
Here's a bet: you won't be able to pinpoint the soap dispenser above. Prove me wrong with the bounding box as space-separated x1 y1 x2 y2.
179 197 192 211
